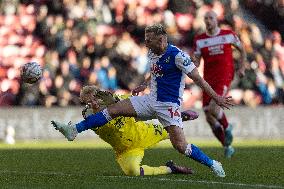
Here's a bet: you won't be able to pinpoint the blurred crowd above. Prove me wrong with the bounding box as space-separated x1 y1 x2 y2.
0 0 283 108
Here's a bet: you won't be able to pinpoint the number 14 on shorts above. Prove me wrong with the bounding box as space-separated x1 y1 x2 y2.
168 107 180 118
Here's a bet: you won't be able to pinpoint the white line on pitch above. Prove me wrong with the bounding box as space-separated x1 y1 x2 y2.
1 170 283 189
104 176 284 189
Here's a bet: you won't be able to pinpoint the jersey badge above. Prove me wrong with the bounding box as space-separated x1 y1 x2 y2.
151 63 163 77
164 56 170 63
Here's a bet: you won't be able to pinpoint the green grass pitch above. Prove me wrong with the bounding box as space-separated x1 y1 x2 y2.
0 140 283 189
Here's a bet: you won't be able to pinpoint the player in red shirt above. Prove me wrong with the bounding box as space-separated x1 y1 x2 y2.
193 11 247 158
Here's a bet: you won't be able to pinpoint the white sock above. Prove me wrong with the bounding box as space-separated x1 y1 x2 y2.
184 144 192 157
102 108 113 121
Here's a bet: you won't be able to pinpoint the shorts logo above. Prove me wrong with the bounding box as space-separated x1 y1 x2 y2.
151 63 163 77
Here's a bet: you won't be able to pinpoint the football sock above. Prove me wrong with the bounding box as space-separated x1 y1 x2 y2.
217 110 229 130
76 109 112 133
141 165 171 176
213 122 225 146
185 144 213 167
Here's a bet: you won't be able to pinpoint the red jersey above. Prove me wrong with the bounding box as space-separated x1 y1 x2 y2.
193 29 241 84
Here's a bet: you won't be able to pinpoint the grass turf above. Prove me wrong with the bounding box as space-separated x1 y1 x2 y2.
0 140 283 189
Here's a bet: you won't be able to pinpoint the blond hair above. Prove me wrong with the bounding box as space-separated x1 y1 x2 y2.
79 85 99 103
145 23 167 35
80 85 118 109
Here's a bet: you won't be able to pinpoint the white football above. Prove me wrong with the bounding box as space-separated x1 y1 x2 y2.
21 62 42 84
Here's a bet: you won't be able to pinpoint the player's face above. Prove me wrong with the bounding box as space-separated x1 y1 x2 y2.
82 93 101 110
204 12 218 31
145 32 167 54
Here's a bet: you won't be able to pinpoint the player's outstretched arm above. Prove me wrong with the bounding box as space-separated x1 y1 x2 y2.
132 75 151 96
187 68 234 109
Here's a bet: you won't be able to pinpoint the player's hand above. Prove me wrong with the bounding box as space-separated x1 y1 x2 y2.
214 95 235 110
82 103 92 119
131 84 147 96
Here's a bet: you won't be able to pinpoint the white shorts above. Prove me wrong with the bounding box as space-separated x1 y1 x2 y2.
130 95 183 128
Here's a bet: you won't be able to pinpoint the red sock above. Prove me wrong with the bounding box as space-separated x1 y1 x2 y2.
218 111 229 130
212 125 225 146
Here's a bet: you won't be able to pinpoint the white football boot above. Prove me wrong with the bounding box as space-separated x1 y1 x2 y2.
51 121 78 141
211 160 226 177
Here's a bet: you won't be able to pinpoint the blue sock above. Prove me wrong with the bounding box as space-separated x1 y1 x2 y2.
76 111 110 133
186 144 213 167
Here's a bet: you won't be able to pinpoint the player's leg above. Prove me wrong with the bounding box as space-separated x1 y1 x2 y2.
117 149 193 176
205 85 235 158
141 165 171 176
116 150 145 176
215 107 234 155
51 98 140 141
165 125 213 167
155 103 225 177
116 149 171 176
214 105 234 149
208 99 229 130
142 161 193 175
52 95 157 141
204 101 225 146
207 100 233 145
165 160 194 174
203 89 226 146
210 84 231 132
165 125 225 177
76 99 137 131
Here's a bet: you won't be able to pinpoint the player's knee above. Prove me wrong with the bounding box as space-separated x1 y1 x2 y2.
124 165 140 176
107 100 136 118
172 143 187 154
107 106 120 118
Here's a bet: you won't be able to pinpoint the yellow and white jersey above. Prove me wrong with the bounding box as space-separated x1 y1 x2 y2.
92 117 168 155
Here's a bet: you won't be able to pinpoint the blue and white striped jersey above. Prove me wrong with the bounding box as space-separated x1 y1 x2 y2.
149 44 196 105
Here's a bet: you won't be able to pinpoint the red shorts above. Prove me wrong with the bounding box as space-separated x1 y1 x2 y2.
202 80 232 108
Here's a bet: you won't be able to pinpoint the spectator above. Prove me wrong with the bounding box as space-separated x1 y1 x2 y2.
0 0 283 108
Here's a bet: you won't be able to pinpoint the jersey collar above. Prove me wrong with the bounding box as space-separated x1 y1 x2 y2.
149 44 171 59
206 28 221 37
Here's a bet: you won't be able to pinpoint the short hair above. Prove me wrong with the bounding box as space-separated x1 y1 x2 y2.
145 23 167 35
80 85 99 103
204 10 217 19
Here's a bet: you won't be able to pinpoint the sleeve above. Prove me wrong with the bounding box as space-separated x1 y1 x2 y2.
175 51 196 74
193 36 201 56
231 31 242 48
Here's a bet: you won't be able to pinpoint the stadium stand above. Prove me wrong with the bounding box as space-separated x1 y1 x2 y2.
0 0 283 108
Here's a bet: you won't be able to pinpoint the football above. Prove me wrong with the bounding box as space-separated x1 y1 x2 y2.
20 62 42 84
